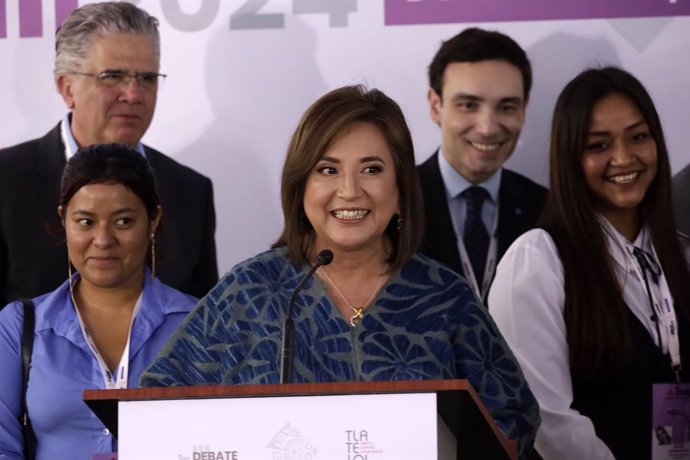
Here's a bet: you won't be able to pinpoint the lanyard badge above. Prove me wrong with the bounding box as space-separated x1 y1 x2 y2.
651 383 690 459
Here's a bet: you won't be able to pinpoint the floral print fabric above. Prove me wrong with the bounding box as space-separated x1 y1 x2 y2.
141 247 539 457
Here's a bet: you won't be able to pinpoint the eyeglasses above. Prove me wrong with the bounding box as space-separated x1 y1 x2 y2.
69 70 167 90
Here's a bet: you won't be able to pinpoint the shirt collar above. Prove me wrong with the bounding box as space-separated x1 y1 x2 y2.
61 112 146 159
599 214 651 271
437 148 502 202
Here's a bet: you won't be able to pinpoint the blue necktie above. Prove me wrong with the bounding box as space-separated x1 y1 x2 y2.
463 186 490 287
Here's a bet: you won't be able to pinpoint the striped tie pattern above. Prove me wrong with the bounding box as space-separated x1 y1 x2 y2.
463 186 490 287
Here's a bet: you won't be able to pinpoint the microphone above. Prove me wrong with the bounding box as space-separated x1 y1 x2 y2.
280 249 333 384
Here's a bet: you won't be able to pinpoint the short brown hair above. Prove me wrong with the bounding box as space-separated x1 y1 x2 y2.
428 27 532 101
273 85 423 270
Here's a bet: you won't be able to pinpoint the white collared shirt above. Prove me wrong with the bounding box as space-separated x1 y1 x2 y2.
437 150 501 235
60 113 146 159
488 225 677 460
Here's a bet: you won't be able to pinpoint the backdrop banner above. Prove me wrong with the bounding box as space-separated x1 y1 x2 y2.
1 0 688 274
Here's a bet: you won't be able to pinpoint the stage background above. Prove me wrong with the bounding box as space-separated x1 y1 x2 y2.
1 0 689 275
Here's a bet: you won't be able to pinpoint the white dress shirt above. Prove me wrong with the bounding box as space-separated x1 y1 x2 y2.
488 225 673 460
437 150 501 234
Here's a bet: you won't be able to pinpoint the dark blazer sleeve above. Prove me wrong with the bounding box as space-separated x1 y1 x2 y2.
144 147 218 298
496 169 548 259
417 152 463 274
673 163 690 237
0 124 68 307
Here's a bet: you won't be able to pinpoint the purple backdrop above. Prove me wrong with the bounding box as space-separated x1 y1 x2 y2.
385 0 690 25
1 0 77 38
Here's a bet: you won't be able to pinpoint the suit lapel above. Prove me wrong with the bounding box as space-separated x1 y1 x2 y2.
496 171 526 259
418 151 463 273
34 124 67 225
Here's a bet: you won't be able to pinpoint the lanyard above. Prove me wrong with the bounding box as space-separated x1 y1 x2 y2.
600 218 681 376
456 213 499 302
71 281 143 389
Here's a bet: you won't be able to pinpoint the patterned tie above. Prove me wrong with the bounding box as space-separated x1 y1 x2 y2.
462 186 490 287
632 246 661 284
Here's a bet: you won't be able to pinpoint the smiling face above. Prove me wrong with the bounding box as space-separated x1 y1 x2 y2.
60 182 160 291
303 122 400 258
581 92 657 229
429 59 526 184
57 33 158 147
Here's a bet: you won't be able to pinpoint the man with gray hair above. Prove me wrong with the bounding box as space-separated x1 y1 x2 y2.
0 2 218 306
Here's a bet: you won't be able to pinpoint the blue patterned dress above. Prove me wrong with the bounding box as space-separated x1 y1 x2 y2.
141 248 539 457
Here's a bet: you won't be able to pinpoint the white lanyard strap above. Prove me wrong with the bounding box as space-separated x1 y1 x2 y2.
73 292 143 389
456 213 499 302
600 219 681 371
626 243 681 370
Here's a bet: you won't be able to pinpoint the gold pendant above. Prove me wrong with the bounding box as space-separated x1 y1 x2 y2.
349 306 365 327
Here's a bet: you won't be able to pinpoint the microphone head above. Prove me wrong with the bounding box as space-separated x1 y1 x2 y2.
317 249 334 266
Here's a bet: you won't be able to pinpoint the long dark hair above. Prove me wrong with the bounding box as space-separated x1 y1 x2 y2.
543 67 690 378
428 27 532 101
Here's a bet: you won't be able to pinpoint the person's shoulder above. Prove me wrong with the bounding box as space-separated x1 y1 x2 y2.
0 136 44 165
1 285 66 335
408 251 457 275
499 228 562 273
149 274 199 314
404 253 473 294
143 145 212 186
501 168 548 195
200 247 296 313
218 247 295 287
416 151 439 177
508 228 556 252
0 299 24 334
673 163 690 184
0 124 61 169
401 254 485 317
0 137 40 160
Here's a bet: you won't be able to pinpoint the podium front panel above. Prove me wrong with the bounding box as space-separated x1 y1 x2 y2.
118 392 446 459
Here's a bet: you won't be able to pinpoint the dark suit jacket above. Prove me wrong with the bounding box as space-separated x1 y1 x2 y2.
673 163 690 237
0 122 218 306
417 151 547 276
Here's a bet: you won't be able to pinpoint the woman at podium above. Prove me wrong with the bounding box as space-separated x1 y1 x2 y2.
489 67 690 459
141 85 540 458
0 145 197 459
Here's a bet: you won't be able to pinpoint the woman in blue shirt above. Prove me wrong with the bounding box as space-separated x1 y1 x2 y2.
0 144 197 459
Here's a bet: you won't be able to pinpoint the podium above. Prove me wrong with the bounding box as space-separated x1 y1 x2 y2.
84 379 517 460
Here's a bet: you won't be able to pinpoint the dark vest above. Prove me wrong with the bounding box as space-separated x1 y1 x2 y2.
571 307 690 459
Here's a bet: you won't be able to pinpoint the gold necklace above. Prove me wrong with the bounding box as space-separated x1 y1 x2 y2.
319 264 389 327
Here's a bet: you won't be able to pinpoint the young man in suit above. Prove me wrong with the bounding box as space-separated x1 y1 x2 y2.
418 28 547 301
0 2 218 306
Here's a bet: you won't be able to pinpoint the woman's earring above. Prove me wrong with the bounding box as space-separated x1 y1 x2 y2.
67 256 76 303
397 212 403 232
150 233 156 277
299 210 306 231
